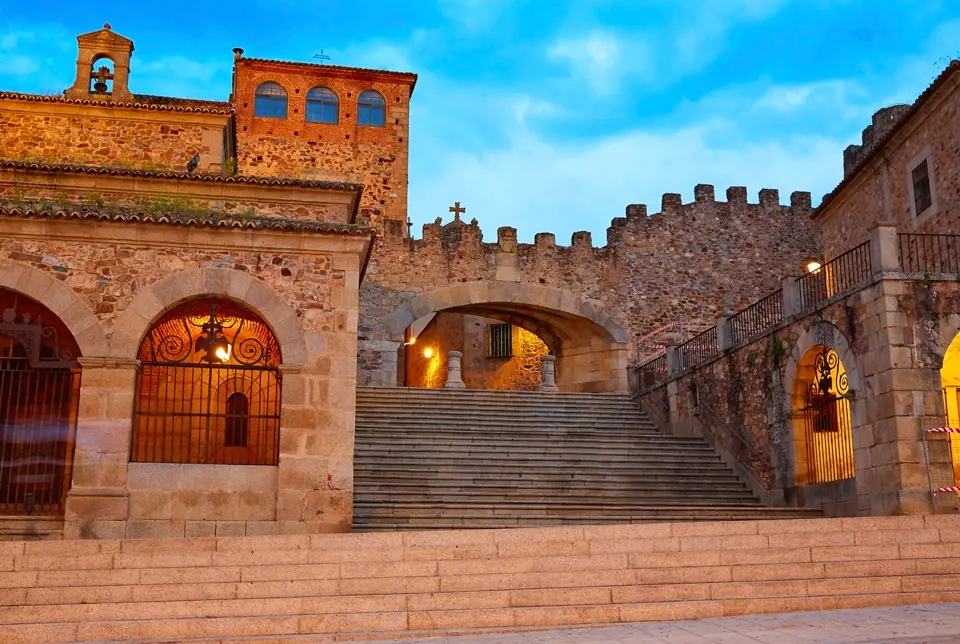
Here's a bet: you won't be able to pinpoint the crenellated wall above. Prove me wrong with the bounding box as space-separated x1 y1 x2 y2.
358 184 822 388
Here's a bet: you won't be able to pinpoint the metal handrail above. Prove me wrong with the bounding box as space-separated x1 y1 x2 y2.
697 396 773 470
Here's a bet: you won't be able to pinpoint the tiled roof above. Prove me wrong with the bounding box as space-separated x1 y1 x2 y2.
0 160 364 193
0 91 233 114
816 59 960 216
0 204 372 236
237 57 418 92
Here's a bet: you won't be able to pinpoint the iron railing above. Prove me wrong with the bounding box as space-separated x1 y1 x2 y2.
697 397 773 471
899 233 960 274
797 241 872 313
678 326 718 372
800 394 855 484
730 289 783 346
638 354 667 390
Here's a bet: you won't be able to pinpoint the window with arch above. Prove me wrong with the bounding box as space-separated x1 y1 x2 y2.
357 89 386 127
792 345 855 485
306 86 339 124
254 82 288 119
131 299 282 466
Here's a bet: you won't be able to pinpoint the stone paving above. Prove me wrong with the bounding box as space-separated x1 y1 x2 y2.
366 604 960 643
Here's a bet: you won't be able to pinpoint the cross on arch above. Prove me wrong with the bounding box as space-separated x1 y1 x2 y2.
449 201 466 222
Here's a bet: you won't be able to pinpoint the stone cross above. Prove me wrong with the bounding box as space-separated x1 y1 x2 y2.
448 202 466 222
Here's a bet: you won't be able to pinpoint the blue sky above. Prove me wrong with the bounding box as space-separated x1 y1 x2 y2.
2 1 959 243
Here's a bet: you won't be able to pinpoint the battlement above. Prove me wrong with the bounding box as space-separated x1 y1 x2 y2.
842 105 911 177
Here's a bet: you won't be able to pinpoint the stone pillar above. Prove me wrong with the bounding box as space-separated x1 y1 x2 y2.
782 276 801 318
443 351 466 389
538 355 559 392
64 357 138 540
869 222 901 273
666 345 682 377
716 316 733 351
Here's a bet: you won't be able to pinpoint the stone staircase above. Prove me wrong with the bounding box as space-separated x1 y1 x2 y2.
2 515 960 643
354 388 816 531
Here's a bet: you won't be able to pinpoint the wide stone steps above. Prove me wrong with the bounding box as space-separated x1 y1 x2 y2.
2 516 959 643
354 388 807 530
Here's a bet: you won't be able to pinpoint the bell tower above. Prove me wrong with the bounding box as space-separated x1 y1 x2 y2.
65 23 135 102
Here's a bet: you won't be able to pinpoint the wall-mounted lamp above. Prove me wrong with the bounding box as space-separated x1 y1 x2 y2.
423 348 434 358
806 260 822 274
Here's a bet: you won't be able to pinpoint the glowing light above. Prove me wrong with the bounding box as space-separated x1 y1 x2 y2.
806 261 822 273
423 348 434 358
405 337 416 346
215 346 232 362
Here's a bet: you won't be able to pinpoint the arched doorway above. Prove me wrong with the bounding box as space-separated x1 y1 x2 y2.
0 288 81 516
791 345 855 485
131 299 282 466
940 332 960 488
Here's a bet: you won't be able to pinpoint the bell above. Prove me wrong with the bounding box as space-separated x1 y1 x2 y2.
93 80 108 93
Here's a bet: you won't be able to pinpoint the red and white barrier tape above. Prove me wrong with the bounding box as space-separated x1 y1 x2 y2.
934 486 960 493
925 427 960 434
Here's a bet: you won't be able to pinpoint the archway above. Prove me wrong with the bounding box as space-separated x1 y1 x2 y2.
130 299 282 466
790 344 856 486
939 331 960 488
385 282 629 393
0 288 81 516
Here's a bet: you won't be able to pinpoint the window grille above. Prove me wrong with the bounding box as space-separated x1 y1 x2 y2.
357 90 386 127
912 159 932 215
254 82 288 119
487 323 513 358
131 299 282 466
306 86 338 124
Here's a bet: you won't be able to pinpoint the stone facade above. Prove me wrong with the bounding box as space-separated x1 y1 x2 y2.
816 62 960 259
232 56 416 226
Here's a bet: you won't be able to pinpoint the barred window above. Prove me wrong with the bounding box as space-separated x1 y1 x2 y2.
487 323 513 358
912 159 932 215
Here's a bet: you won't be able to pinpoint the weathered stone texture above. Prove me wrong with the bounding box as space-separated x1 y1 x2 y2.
359 190 822 385
232 59 415 225
0 97 229 173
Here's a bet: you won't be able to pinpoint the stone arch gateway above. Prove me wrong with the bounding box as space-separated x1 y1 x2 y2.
379 281 630 392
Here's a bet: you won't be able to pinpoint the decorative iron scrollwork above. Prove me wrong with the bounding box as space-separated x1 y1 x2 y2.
811 346 847 398
0 297 77 368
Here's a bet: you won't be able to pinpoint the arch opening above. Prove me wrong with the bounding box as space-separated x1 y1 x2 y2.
390 286 628 393
0 288 81 517
790 344 855 486
131 298 282 466
939 331 960 489
89 54 115 95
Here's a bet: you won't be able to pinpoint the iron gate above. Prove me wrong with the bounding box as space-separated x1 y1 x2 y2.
799 348 855 484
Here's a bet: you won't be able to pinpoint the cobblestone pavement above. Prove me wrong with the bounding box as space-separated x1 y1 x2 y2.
366 604 960 643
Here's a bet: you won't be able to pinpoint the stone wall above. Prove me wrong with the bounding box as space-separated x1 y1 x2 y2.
817 65 960 259
359 186 822 388
0 95 231 174
405 313 462 389
0 212 369 539
463 317 549 391
232 58 415 225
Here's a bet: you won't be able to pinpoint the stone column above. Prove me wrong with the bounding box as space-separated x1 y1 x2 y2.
64 357 138 540
538 355 559 392
716 316 733 352
782 276 801 318
869 222 901 273
443 351 466 389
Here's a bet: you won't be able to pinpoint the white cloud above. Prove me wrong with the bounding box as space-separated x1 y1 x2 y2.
437 0 516 32
547 31 649 96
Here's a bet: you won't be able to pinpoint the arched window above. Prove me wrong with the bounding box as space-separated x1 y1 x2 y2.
306 86 339 124
254 82 288 119
0 288 81 517
132 299 282 466
225 392 250 447
357 90 386 127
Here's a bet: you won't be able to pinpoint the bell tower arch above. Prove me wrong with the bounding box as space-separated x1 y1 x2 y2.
65 23 135 102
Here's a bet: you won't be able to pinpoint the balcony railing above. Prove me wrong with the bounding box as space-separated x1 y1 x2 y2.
899 233 960 274
678 325 718 372
638 354 667 390
797 241 872 313
730 289 783 346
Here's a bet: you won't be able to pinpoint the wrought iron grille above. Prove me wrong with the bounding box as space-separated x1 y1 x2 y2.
796 241 872 313
0 293 81 516
677 326 718 372
799 348 855 484
638 354 667 390
487 323 513 358
131 300 282 466
730 290 783 346
912 160 933 215
899 233 960 274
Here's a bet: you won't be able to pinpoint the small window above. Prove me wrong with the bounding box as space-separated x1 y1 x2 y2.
912 159 932 216
487 324 513 358
254 82 287 119
357 90 386 127
225 392 250 447
306 86 338 124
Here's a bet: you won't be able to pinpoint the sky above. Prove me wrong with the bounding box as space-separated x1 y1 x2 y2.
2 1 959 243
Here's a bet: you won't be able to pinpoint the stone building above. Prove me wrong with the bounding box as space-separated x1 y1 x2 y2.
0 24 957 540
